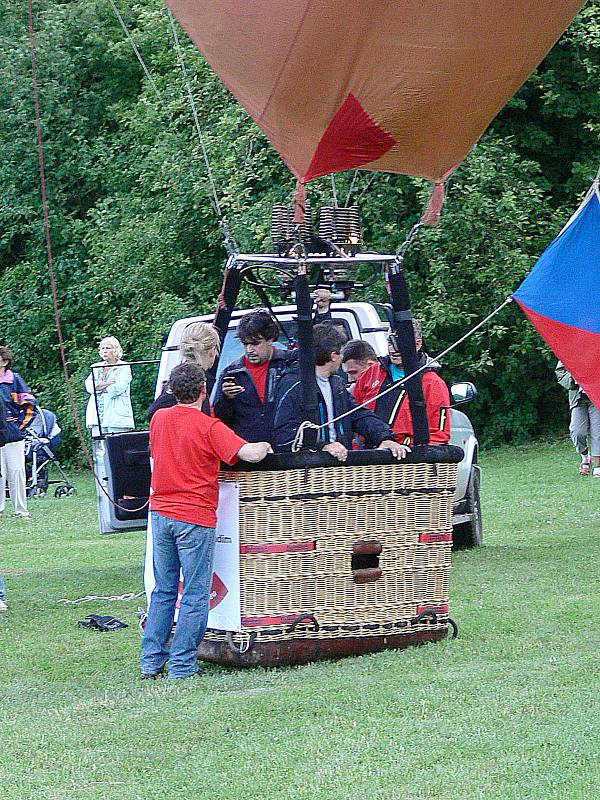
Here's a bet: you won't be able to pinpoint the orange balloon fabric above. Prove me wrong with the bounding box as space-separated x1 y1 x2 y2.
166 1 584 182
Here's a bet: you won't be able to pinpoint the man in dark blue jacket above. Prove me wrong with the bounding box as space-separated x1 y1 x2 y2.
272 324 409 461
213 310 297 442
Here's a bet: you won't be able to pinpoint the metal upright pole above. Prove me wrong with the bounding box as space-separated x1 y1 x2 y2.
293 272 319 449
387 265 430 446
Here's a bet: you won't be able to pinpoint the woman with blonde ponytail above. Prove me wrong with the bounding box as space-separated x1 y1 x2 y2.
147 322 220 421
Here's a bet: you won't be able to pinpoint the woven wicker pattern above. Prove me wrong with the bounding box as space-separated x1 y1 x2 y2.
207 461 457 645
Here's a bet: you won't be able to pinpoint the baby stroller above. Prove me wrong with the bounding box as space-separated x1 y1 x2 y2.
23 408 76 498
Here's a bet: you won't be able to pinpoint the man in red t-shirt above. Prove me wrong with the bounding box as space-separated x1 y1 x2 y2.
141 362 272 680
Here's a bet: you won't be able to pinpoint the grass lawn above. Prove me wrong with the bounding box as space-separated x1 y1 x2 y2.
1 438 600 800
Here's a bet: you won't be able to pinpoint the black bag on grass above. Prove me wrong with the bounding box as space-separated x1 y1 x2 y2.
78 614 128 632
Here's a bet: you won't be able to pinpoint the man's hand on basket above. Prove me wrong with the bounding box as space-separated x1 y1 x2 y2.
322 442 348 462
378 440 411 460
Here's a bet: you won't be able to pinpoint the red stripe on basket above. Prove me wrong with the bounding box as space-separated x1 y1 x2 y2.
417 604 449 615
241 614 303 627
240 542 315 554
418 533 453 543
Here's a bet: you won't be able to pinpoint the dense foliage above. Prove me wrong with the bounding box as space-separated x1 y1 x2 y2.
1 0 599 456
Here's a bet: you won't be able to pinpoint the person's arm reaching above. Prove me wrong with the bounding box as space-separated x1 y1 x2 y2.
237 441 273 462
208 418 271 464
348 393 395 448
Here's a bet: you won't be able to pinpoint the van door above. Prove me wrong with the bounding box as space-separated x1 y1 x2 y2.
91 358 158 534
98 432 150 533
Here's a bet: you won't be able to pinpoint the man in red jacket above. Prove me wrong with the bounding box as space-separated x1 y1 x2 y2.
353 320 451 446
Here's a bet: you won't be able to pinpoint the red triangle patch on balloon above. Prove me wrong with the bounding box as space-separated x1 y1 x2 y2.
303 93 396 182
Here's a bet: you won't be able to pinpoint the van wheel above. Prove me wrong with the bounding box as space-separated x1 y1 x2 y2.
453 466 482 549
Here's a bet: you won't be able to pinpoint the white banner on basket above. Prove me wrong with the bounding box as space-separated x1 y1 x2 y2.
208 481 241 631
143 481 241 632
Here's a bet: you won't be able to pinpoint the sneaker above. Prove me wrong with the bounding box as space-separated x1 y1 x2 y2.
14 511 31 519
593 468 600 478
579 462 591 476
0 599 8 612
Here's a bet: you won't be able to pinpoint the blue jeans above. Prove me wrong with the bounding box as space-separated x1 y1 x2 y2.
141 512 216 678
0 575 4 600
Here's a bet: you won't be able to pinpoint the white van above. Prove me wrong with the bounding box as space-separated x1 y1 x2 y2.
98 300 481 547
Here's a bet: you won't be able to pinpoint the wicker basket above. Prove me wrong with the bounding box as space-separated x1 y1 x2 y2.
199 447 461 666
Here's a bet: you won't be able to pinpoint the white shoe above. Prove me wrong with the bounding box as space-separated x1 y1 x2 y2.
14 511 31 519
0 599 8 612
593 468 600 478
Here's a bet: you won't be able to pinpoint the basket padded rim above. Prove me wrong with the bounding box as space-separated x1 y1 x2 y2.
224 444 464 473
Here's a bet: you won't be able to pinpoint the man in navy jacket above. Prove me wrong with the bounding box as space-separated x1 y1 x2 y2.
272 324 409 461
213 310 297 442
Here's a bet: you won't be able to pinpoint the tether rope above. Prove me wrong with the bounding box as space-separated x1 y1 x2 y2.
290 296 514 452
354 172 377 205
28 0 148 514
106 0 165 104
58 591 145 605
394 221 424 264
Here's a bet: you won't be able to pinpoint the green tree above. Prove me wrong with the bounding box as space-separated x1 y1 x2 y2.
0 0 598 456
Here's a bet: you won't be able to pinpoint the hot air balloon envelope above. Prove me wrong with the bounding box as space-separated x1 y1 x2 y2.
165 0 585 182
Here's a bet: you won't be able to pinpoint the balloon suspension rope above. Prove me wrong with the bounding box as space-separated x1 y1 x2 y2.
106 0 238 255
166 7 238 255
291 296 514 452
28 1 148 513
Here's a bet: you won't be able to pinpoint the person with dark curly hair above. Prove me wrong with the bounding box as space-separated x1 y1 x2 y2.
213 309 297 442
0 346 36 518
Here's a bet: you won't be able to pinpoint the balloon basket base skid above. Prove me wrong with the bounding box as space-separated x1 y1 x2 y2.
198 626 449 668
